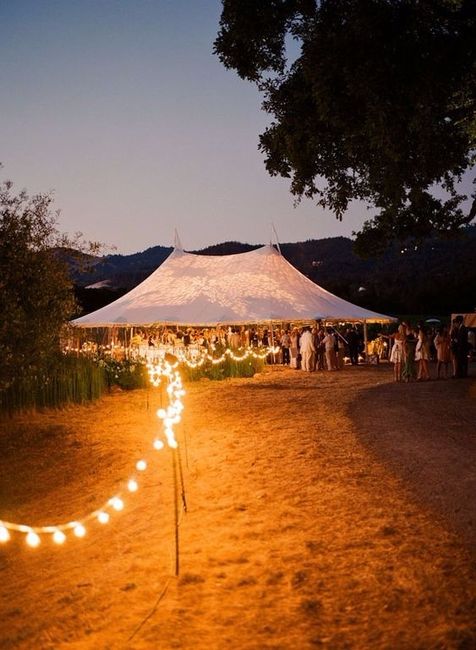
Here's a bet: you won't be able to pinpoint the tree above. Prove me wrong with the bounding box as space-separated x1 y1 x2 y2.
0 177 99 388
214 0 476 255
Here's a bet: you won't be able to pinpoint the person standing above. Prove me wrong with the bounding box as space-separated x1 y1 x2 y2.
402 323 417 382
415 323 431 381
453 315 469 378
300 326 315 372
347 327 360 365
389 324 406 382
434 326 451 379
290 328 300 369
323 328 337 371
280 329 291 365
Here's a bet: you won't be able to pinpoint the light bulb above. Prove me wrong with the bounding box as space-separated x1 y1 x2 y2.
153 439 164 450
53 530 66 544
136 460 147 471
127 479 138 492
26 531 40 547
74 524 86 538
110 497 124 511
0 526 10 543
97 511 109 524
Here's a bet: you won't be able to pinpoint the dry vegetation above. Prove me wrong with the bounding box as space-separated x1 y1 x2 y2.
0 364 475 649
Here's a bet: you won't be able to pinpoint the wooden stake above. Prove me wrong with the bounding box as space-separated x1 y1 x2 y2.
172 448 180 577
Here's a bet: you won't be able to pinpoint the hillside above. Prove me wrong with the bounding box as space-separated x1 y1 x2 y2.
72 227 476 317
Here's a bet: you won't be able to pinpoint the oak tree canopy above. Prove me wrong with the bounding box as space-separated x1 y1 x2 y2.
214 0 476 255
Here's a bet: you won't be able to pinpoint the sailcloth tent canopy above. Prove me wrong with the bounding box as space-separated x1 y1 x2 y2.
73 245 395 327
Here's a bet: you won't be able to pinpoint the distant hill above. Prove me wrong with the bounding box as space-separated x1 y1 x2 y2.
71 227 476 317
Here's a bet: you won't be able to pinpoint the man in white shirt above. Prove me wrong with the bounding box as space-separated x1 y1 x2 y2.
299 326 316 372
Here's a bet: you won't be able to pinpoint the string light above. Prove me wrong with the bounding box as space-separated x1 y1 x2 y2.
26 531 41 548
0 359 186 549
53 529 66 544
127 479 138 492
1 344 265 550
97 511 109 524
0 526 10 543
73 523 86 538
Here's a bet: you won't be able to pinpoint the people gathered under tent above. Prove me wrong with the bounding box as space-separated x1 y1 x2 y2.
80 316 472 378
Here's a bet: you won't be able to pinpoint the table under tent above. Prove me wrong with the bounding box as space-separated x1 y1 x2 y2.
70 243 396 361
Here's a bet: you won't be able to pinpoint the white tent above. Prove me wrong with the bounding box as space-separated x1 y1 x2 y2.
73 244 395 327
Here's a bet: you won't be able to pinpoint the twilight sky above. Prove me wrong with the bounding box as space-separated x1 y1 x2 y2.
1 1 470 254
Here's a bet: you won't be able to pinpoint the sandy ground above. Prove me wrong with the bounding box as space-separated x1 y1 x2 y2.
0 363 475 650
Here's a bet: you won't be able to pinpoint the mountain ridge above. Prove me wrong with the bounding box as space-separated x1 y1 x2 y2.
72 228 476 316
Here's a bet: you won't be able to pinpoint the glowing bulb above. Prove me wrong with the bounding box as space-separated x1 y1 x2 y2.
26 531 40 547
136 460 147 471
128 479 138 492
110 497 124 511
74 524 86 538
157 408 167 419
97 511 109 524
153 439 164 450
0 526 10 543
53 530 66 544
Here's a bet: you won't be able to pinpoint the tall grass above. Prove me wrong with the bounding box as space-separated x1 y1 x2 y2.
180 355 265 381
0 352 266 416
0 355 106 415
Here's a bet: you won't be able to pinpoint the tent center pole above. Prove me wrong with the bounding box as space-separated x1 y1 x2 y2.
363 321 368 364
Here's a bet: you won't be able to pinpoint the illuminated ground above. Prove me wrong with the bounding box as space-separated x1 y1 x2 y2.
0 364 475 649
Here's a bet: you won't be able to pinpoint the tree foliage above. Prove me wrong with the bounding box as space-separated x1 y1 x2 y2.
0 178 99 389
214 0 476 255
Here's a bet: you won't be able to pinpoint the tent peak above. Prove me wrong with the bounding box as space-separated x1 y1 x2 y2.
270 223 282 255
173 228 183 251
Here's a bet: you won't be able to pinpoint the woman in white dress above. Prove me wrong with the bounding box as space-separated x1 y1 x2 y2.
415 324 431 380
389 324 406 382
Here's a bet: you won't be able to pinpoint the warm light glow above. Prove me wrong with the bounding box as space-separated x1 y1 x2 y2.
26 531 41 548
97 511 110 524
74 524 86 538
0 526 10 543
128 479 138 492
53 530 66 544
1 355 186 550
110 497 124 511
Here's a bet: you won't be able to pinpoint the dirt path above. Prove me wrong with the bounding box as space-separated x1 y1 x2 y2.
0 365 475 649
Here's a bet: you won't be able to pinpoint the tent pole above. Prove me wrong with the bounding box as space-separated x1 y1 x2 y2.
363 321 368 364
270 322 276 364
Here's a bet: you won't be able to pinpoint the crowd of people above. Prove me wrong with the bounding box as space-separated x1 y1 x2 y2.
277 324 362 372
88 318 473 380
387 315 471 382
131 325 274 352
130 323 364 371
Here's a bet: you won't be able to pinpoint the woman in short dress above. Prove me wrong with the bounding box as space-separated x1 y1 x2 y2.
415 324 431 380
389 324 406 382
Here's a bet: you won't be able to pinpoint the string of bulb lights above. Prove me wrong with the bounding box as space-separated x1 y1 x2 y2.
170 345 279 369
66 343 278 365
0 362 185 549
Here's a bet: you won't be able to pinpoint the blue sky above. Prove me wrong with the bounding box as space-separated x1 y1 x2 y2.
1 1 471 254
